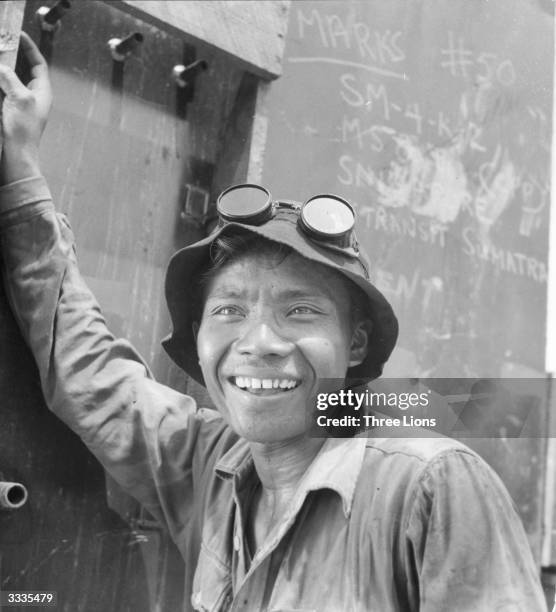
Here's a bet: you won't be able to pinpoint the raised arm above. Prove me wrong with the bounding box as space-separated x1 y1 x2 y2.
0 34 223 543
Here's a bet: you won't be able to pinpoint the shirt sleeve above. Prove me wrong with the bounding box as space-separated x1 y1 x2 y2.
405 448 546 611
0 176 224 542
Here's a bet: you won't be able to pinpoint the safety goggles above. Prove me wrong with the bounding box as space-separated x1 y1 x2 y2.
216 184 360 255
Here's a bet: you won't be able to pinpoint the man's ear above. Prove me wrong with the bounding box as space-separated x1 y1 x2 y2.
349 319 371 367
192 321 200 343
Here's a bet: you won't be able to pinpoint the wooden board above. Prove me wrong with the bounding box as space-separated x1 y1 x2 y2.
0 1 24 65
109 0 290 79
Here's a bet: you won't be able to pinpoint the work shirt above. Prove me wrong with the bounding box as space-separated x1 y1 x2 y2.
0 177 546 611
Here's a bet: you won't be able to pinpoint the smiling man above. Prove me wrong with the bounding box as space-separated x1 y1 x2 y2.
0 35 547 612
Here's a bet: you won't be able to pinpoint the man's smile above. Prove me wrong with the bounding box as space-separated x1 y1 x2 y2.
227 375 302 396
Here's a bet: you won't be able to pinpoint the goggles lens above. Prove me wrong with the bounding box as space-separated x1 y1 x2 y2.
217 184 271 222
301 195 354 238
215 185 357 250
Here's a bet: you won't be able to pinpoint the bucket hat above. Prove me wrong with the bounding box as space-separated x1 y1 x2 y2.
162 190 398 385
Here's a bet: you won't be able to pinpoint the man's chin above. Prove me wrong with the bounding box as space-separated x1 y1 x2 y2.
227 418 310 446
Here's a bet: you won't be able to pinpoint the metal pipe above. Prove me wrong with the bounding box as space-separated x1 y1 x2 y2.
0 481 28 510
108 33 144 62
36 0 71 31
172 60 208 88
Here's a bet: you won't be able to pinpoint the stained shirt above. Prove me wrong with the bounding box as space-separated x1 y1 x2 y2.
0 176 546 612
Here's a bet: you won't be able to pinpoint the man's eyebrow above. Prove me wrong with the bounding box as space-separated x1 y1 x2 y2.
205 286 247 299
204 287 332 301
277 288 331 301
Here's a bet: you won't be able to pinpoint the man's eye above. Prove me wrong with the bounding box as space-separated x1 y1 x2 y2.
289 305 319 315
213 306 243 316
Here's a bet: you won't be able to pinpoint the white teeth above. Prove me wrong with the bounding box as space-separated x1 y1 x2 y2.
233 377 298 391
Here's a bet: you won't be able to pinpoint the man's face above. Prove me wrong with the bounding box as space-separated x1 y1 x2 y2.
196 250 367 444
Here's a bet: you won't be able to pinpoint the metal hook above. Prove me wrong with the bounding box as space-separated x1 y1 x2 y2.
172 60 208 88
108 32 144 62
36 0 71 32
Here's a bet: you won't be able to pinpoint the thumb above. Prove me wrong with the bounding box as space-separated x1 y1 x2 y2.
0 64 28 99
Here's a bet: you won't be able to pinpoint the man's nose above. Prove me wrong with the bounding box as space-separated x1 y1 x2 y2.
235 321 294 358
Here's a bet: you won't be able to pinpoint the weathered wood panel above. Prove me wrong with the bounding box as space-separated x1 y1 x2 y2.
0 1 24 66
109 0 290 79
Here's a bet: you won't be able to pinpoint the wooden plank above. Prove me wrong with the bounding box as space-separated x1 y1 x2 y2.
107 0 289 80
0 1 24 67
247 81 271 183
210 72 259 196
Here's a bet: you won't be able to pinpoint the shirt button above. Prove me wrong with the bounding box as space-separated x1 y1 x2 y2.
233 535 241 551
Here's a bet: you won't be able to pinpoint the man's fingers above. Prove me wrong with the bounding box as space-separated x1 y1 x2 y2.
19 32 47 72
0 32 52 118
19 32 50 92
0 64 28 99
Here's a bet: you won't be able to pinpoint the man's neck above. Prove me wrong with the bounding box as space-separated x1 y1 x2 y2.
249 436 325 494
244 436 326 554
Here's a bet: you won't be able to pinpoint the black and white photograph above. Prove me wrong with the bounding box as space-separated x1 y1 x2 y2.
0 1 555 610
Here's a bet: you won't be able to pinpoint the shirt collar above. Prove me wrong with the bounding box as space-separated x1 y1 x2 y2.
214 436 367 517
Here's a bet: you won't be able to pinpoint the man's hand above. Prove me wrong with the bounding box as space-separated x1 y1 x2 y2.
0 32 52 185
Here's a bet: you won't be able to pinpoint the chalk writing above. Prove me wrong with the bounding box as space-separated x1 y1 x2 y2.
339 131 471 225
475 145 517 228
340 117 393 152
374 268 421 303
282 3 550 293
440 32 474 77
519 173 549 237
356 207 547 284
404 103 423 135
462 227 547 283
340 73 390 119
289 56 406 80
440 31 516 86
356 204 448 248
476 52 516 86
296 7 405 64
374 134 470 222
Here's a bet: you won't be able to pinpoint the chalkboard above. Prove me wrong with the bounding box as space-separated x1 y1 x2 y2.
261 0 553 560
263 0 552 378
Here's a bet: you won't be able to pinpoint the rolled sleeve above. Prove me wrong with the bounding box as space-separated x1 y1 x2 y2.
0 175 53 226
